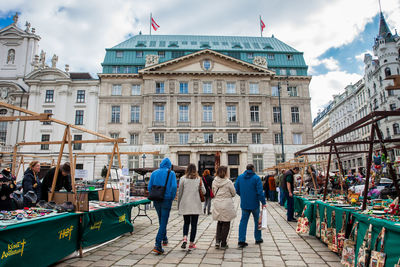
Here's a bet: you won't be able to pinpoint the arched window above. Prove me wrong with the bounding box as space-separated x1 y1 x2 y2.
373 83 376 93
7 49 15 64
385 67 391 77
393 123 400 135
379 76 383 86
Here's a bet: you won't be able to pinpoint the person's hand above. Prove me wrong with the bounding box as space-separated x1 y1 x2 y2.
289 192 293 197
262 204 267 209
33 183 37 188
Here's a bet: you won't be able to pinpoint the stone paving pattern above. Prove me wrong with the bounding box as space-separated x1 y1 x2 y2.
56 198 341 267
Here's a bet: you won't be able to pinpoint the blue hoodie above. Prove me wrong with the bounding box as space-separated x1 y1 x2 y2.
235 169 266 210
148 158 177 200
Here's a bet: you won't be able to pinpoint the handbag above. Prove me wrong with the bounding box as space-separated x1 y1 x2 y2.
316 204 321 238
258 207 268 230
203 177 214 198
341 221 359 267
338 212 347 254
395 258 400 267
328 210 338 252
148 170 171 201
199 178 205 202
369 227 386 267
321 207 328 244
296 206 310 234
357 224 372 267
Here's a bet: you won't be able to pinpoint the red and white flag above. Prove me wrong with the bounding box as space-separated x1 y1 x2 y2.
260 17 266 32
151 16 160 31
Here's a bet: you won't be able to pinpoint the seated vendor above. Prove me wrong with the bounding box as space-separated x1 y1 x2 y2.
40 162 72 201
0 168 16 210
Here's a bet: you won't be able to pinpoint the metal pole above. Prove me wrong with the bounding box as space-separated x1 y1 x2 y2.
278 82 285 162
150 13 152 35
362 124 376 210
259 15 262 37
323 146 333 201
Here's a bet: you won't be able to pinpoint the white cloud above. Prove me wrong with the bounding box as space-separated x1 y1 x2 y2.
355 50 373 61
309 57 340 74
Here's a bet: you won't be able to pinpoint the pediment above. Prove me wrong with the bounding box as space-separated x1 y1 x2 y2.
140 49 274 75
25 68 70 81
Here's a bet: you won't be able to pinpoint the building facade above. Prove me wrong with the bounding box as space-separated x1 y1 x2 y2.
312 101 333 163
98 35 314 177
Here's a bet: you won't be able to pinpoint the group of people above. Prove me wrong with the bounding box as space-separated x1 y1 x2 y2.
0 161 73 210
148 158 266 254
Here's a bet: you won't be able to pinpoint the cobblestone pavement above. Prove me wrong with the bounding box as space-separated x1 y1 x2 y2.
56 198 341 267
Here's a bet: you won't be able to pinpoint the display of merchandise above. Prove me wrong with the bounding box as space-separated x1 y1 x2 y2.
0 207 65 226
119 175 130 204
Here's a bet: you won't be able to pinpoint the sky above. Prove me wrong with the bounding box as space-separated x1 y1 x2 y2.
1 0 399 119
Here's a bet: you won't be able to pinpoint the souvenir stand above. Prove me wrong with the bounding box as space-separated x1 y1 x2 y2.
293 110 400 266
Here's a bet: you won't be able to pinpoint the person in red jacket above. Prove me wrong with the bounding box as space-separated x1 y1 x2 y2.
267 175 277 201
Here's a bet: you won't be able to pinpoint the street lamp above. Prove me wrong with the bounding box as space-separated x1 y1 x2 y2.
277 80 286 163
142 154 146 168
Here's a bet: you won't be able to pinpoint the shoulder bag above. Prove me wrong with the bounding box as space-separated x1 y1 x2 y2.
203 177 214 198
148 170 171 201
338 212 347 254
321 207 328 244
296 205 310 234
341 221 359 267
199 178 205 202
328 210 338 252
316 204 321 238
369 227 386 267
357 224 372 267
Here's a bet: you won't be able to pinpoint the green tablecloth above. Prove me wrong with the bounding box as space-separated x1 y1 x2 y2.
294 196 316 235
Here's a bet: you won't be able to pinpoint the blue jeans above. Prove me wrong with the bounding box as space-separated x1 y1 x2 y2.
279 186 286 206
268 190 276 201
285 191 294 221
239 208 262 242
153 199 173 248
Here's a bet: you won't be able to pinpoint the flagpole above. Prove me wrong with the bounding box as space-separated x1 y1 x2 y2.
259 15 262 37
150 13 152 35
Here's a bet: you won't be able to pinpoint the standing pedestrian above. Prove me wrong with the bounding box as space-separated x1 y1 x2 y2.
212 166 236 249
22 161 41 208
268 174 277 201
263 175 270 200
283 167 300 222
202 169 214 215
279 169 286 206
148 158 177 254
235 164 266 248
178 163 206 250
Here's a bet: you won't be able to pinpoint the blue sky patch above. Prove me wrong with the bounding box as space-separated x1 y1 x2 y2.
0 11 18 28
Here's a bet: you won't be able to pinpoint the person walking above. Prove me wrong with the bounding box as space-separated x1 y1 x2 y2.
279 169 286 206
22 161 41 207
178 163 206 250
202 169 214 215
235 164 266 248
212 166 236 249
283 167 300 222
148 158 177 255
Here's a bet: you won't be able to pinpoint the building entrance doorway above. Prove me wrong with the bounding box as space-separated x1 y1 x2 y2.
199 154 215 176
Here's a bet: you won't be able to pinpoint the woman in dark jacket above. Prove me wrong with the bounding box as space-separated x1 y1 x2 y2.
202 169 214 215
0 168 16 210
22 161 41 207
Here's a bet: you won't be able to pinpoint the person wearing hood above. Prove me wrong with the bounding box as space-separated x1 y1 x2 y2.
211 166 236 249
148 157 177 255
235 164 266 248
22 161 41 207
0 168 16 211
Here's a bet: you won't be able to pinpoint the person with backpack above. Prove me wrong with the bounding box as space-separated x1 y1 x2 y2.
212 166 236 249
202 169 214 215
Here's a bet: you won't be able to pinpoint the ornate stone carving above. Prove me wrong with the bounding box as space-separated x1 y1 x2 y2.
169 80 175 94
39 50 47 68
0 88 8 100
51 54 58 68
189 136 205 144
217 80 222 94
214 137 229 144
65 64 70 72
240 81 246 94
7 49 15 64
25 21 31 32
12 13 18 25
193 80 199 94
145 54 159 67
253 56 268 67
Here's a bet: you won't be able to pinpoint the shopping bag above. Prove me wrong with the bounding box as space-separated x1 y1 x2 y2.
357 224 372 267
261 207 267 229
394 258 400 267
296 206 310 234
316 204 321 238
338 212 347 254
321 207 328 244
369 227 386 267
328 210 338 252
341 222 359 267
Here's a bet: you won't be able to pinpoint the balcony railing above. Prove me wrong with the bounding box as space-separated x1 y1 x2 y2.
250 121 263 127
177 121 191 127
226 121 239 127
152 121 166 127
201 121 216 127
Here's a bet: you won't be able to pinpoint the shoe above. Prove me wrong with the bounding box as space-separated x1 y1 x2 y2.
181 237 187 249
215 241 221 249
188 244 197 250
162 239 168 246
152 246 164 255
220 244 229 249
208 211 212 215
255 239 264 244
288 219 297 222
238 242 248 248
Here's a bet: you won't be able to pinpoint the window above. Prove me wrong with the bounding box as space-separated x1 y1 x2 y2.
156 82 164 94
76 90 85 103
111 106 120 123
73 135 82 150
158 51 165 58
267 54 275 60
153 155 164 168
287 54 294 60
41 134 50 150
228 133 237 144
108 155 119 168
112 85 122 96
252 133 261 144
75 110 84 125
110 133 119 139
204 133 213 143
274 133 282 144
390 103 397 111
226 82 236 94
273 107 281 123
271 86 279 96
45 90 54 103
374 99 378 110
154 105 165 122
228 154 239 165
203 105 213 122
385 67 391 77
246 53 254 59
154 133 164 144
293 133 302 144
131 84 141 95
203 82 212 94
171 51 184 58
136 51 143 58
249 83 259 94
179 133 189 145
280 69 287 75
289 69 296 76
287 86 298 97
128 155 139 169
393 123 400 135
178 154 190 166
253 154 263 173
130 106 140 123
116 51 123 58
227 105 237 122
179 82 188 94
179 105 189 122
250 105 259 122
388 89 394 96
291 107 300 123
43 110 52 125
0 122 7 143
112 66 118 74
130 133 139 145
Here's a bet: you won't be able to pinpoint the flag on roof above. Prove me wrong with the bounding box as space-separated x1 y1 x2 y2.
151 16 160 31
260 17 266 32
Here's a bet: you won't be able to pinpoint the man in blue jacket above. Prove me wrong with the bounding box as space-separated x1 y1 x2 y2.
148 158 177 254
235 164 266 248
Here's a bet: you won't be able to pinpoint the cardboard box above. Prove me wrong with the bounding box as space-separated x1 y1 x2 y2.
50 192 75 204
